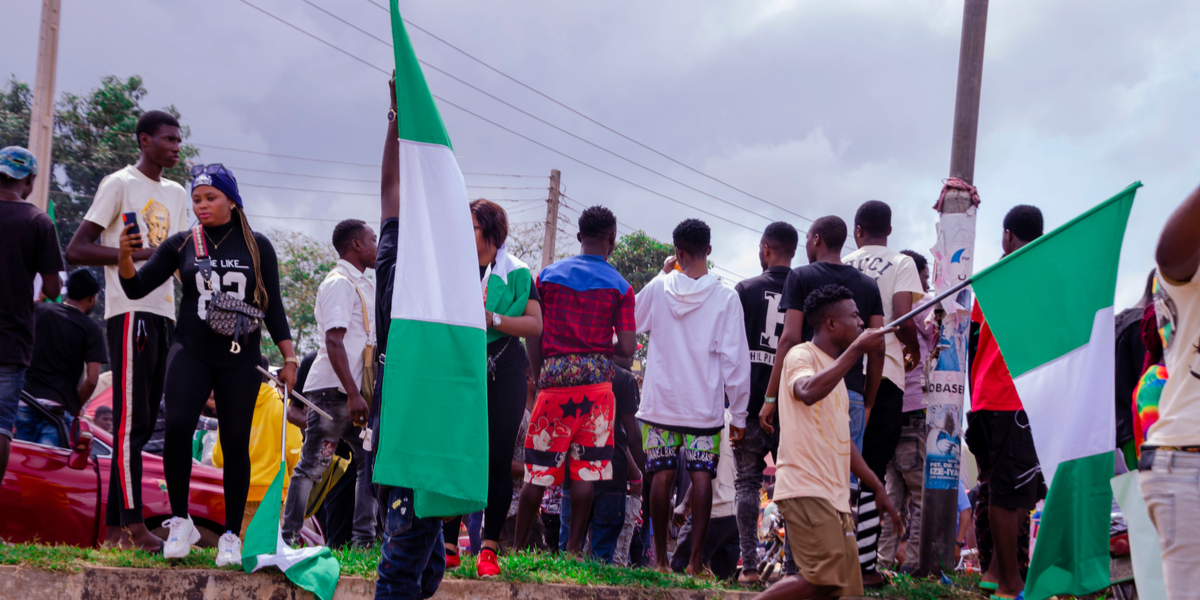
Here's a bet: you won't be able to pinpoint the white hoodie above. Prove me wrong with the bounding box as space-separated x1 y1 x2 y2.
635 271 751 430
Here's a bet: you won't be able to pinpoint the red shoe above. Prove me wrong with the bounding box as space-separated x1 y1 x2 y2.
476 549 501 578
445 547 461 569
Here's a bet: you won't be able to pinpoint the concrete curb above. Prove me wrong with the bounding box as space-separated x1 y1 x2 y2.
0 565 761 599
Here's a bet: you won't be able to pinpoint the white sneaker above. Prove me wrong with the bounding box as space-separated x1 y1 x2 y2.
163 516 200 559
215 532 242 567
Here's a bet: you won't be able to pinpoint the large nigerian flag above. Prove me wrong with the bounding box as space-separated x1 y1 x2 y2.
971 182 1140 600
243 402 339 600
372 0 488 517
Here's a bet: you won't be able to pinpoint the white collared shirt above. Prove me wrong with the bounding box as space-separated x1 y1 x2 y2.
303 260 376 394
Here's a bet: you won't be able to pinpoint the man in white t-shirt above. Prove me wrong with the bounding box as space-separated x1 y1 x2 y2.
282 219 378 547
1142 183 1200 597
843 200 924 583
65 111 189 551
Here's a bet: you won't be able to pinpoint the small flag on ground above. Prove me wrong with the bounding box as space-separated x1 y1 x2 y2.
971 182 1140 600
242 399 340 600
372 0 489 518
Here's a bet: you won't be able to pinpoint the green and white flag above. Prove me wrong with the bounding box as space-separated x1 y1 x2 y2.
372 0 488 517
242 408 340 600
971 182 1140 600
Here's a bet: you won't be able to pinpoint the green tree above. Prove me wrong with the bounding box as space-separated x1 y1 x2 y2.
610 230 674 294
270 229 340 355
0 75 199 332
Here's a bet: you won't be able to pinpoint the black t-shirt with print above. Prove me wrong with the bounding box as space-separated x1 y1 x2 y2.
119 219 290 367
23 302 107 414
0 199 64 366
735 266 791 419
596 364 641 492
779 262 884 394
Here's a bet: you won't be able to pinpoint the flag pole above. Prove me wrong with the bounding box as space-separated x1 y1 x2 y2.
885 278 972 329
256 365 334 421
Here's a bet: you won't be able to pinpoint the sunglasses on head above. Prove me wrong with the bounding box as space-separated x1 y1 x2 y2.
190 163 231 179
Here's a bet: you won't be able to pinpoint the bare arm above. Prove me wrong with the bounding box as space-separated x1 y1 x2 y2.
67 220 154 265
622 412 646 470
40 271 61 300
615 330 637 359
851 443 903 535
381 75 400 222
77 362 101 408
761 309 804 434
892 291 920 366
325 328 368 426
863 314 885 413
487 299 543 339
527 334 543 383
1157 184 1200 282
792 328 893 406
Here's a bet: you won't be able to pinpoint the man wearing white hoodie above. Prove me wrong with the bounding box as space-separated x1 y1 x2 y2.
635 218 751 575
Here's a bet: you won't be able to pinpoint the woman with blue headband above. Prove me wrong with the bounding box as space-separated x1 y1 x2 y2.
116 164 297 567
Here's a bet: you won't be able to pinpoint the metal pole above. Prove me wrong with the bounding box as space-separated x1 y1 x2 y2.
918 0 988 577
27 0 61 213
540 169 561 270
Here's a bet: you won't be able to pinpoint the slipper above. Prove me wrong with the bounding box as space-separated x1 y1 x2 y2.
979 582 999 591
989 594 1017 600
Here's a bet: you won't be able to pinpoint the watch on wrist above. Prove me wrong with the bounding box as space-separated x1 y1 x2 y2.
764 395 777 404
284 356 301 366
492 312 503 327
387 108 397 122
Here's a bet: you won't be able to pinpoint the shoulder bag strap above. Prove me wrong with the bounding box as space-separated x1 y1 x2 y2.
327 272 372 340
192 225 215 291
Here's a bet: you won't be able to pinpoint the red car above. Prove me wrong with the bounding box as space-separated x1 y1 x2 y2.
0 392 227 547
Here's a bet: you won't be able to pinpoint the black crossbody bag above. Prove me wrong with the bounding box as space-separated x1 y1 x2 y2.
192 224 264 354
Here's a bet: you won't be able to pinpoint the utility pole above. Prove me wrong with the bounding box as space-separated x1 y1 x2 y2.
918 0 988 577
27 0 62 213
541 169 562 270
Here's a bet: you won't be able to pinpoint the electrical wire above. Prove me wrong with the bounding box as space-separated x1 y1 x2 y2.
295 0 794 227
362 0 813 224
234 0 767 234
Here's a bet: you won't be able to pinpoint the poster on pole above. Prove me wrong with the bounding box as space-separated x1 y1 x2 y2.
924 402 963 490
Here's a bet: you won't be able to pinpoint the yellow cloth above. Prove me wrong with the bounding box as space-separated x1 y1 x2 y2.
213 383 303 502
774 342 852 513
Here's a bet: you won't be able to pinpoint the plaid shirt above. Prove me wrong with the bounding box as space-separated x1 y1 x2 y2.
537 254 635 359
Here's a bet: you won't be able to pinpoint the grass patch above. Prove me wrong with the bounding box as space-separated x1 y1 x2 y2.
1 543 741 592
867 572 987 600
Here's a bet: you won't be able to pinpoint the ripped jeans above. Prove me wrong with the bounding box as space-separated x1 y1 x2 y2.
282 387 378 545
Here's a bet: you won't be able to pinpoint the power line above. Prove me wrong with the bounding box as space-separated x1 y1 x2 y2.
295 0 794 228
361 0 813 224
235 0 767 235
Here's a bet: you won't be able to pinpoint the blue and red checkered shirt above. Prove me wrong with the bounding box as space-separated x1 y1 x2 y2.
536 254 635 359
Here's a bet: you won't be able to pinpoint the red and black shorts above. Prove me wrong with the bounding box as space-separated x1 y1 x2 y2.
523 382 615 486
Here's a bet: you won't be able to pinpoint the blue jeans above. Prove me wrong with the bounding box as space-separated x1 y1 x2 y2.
559 486 628 563
0 365 25 441
15 404 71 447
849 390 865 486
376 486 446 600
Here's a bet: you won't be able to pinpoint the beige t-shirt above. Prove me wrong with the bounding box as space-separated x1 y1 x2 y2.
844 245 925 386
1149 264 1200 446
774 342 852 513
83 166 189 320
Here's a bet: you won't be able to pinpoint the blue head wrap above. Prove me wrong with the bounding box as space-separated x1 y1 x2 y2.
190 164 243 207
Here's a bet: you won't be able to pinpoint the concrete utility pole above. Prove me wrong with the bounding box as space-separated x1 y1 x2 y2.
27 0 62 213
541 169 562 270
918 0 988 576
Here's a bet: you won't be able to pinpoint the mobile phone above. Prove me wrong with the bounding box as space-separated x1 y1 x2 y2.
122 212 143 249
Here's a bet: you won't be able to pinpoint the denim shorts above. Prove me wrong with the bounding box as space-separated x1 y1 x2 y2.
0 365 26 441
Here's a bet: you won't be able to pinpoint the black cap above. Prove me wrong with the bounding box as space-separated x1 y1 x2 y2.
66 269 100 300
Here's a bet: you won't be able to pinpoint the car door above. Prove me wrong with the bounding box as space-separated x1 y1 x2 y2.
0 397 101 547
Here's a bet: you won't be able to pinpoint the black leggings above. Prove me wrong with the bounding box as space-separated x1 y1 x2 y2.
162 343 260 534
443 353 527 546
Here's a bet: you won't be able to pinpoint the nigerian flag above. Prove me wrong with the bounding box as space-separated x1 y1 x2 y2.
242 408 339 600
371 0 488 517
971 182 1140 600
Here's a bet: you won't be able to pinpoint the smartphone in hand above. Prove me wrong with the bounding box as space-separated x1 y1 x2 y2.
122 212 143 249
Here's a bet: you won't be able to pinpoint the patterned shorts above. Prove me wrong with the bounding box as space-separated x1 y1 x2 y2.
538 353 613 389
642 424 721 476
524 383 615 486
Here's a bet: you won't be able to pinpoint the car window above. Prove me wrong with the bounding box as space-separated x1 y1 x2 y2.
14 398 70 450
91 438 112 459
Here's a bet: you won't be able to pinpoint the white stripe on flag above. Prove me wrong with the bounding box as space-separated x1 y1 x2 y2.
391 139 485 330
1015 307 1115 487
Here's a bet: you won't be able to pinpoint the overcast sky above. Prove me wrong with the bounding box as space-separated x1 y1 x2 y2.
6 0 1199 307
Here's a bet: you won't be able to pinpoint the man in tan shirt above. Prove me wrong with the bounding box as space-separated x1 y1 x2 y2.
757 284 902 600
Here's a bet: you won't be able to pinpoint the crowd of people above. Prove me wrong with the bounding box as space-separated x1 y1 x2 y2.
2 74 1200 600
